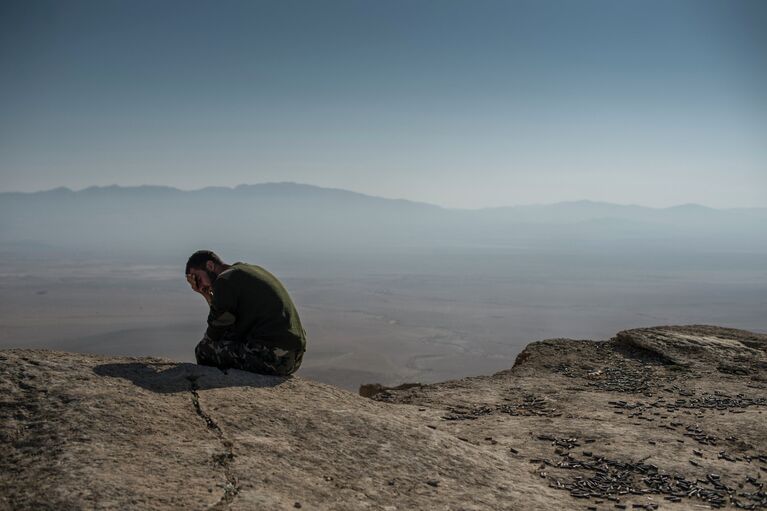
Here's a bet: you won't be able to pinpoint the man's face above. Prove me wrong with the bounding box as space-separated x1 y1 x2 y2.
187 263 218 295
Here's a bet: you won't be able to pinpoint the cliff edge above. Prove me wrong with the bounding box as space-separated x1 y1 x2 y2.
1 325 765 510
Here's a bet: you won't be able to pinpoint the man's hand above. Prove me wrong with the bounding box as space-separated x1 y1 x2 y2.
186 273 213 305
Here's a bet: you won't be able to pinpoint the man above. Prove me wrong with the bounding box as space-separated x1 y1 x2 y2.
185 250 306 376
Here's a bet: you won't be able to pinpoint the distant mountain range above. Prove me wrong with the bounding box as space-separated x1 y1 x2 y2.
2 182 765 257
3 182 764 212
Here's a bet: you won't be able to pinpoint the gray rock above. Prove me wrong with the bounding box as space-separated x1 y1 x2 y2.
1 325 766 510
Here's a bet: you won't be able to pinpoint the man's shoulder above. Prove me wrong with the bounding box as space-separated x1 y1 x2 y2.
214 263 271 288
218 262 258 277
211 267 236 288
229 262 277 280
211 264 246 293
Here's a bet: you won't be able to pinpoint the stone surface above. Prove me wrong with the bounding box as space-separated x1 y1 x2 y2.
1 325 765 510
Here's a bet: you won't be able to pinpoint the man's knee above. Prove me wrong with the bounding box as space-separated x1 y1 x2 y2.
195 333 242 368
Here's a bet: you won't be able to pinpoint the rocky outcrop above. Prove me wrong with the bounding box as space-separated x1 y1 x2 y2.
1 325 765 510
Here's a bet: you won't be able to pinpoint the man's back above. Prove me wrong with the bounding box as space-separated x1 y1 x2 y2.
206 262 306 352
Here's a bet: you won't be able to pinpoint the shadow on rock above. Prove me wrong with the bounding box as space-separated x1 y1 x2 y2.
93 362 288 393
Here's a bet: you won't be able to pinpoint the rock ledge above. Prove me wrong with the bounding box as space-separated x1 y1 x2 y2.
1 325 765 510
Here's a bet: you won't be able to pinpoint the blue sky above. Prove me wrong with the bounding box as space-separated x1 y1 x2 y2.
1 0 765 208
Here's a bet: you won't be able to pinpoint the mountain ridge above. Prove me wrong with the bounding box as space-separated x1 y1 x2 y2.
2 181 765 257
2 182 764 212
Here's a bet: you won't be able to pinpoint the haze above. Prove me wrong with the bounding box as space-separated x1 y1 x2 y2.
1 184 765 389
1 2 766 390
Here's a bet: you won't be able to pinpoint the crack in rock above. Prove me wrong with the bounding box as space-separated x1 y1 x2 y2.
187 376 239 509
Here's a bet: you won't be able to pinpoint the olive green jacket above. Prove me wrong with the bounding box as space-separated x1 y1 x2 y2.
205 262 307 352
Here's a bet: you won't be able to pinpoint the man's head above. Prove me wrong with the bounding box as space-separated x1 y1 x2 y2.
185 250 227 295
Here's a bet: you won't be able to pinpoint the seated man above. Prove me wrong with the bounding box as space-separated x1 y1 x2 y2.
185 250 306 376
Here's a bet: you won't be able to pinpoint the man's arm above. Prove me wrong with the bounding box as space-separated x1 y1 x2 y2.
204 278 237 343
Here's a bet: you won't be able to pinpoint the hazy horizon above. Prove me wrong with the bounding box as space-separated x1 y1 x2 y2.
3 181 766 211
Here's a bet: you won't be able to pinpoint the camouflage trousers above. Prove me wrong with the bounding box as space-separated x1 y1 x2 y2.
195 332 304 376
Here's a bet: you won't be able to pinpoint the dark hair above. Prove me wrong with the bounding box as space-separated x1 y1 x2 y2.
185 250 224 275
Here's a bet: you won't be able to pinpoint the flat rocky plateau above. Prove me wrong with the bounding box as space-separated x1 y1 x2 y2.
1 325 765 510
